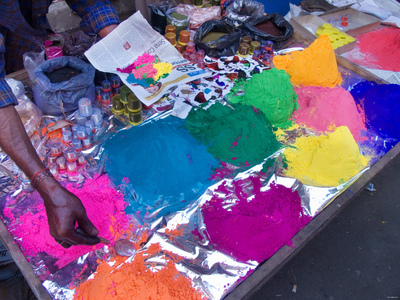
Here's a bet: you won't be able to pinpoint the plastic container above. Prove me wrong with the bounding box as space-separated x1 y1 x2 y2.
75 111 87 126
240 36 252 45
82 137 93 149
238 43 250 57
64 147 77 162
71 138 82 151
128 110 143 126
165 25 176 34
186 41 196 53
127 93 142 112
50 142 62 157
178 30 191 45
85 120 95 134
165 32 177 45
56 156 67 171
76 126 87 140
102 80 111 93
62 129 72 144
90 107 103 127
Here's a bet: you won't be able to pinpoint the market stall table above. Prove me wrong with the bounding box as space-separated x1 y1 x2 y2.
0 31 396 299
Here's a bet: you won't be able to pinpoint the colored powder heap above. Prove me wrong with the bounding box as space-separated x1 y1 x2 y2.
73 244 203 300
343 27 400 72
229 68 298 127
104 116 218 218
3 175 130 268
202 177 311 263
185 102 281 167
273 35 342 87
350 81 400 147
292 86 366 141
283 126 369 187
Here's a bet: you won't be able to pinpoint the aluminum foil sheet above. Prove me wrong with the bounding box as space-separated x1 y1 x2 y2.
0 55 376 300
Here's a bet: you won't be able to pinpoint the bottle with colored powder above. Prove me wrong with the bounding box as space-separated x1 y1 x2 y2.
74 111 87 126
240 36 252 46
178 30 190 46
128 110 143 126
237 43 250 57
250 41 261 54
165 25 176 34
165 32 177 46
64 147 77 162
252 49 261 60
76 152 87 166
50 142 62 157
71 138 82 151
90 107 103 127
120 85 131 116
127 93 142 112
102 80 111 93
176 43 184 53
62 129 72 145
56 156 67 174
78 97 93 117
112 95 125 115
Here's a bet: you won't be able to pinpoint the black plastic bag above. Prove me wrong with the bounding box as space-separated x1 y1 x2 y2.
194 20 242 58
244 13 294 49
225 0 265 27
33 56 95 115
148 1 173 35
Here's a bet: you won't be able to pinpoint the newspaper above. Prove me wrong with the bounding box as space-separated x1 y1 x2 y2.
85 11 209 106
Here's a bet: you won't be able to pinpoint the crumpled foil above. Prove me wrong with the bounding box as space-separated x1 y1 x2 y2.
0 55 374 300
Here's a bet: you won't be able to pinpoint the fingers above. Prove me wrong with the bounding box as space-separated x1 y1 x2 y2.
55 239 72 249
77 215 99 237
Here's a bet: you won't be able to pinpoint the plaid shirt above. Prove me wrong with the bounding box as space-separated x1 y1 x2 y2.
0 0 119 107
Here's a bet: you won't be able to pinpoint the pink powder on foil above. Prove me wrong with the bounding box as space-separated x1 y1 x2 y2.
201 177 311 263
342 27 400 71
291 86 366 141
3 175 130 269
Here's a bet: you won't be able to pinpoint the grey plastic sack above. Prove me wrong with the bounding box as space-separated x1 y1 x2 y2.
33 56 95 115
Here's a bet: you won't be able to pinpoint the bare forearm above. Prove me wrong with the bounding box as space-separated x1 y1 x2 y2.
0 105 44 179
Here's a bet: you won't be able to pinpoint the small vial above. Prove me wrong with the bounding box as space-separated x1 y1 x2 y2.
76 126 87 140
71 138 82 151
56 156 67 171
189 53 197 63
196 49 205 60
48 155 58 164
252 49 261 60
110 76 121 88
66 160 77 172
48 163 58 177
113 87 121 95
197 59 205 69
240 36 252 46
75 111 87 126
82 137 93 149
102 80 111 93
85 120 95 134
62 129 72 144
61 126 71 133
50 142 62 157
264 40 273 51
183 50 190 60
78 98 93 117
90 108 103 127
71 124 79 133
262 54 271 66
85 127 93 138
186 41 195 53
127 93 141 112
76 152 87 166
64 147 77 162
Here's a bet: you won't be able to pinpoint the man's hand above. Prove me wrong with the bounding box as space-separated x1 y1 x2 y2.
0 105 100 248
98 24 118 38
37 176 100 248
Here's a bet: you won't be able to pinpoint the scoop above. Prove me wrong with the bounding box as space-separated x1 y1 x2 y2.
114 238 136 257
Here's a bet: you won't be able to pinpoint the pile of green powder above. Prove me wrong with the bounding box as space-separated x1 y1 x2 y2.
229 68 298 128
185 102 281 167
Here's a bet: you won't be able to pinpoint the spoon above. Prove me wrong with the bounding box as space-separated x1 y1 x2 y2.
114 238 136 257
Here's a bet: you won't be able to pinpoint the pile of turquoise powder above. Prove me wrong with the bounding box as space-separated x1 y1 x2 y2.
104 116 219 219
185 102 281 167
202 176 312 263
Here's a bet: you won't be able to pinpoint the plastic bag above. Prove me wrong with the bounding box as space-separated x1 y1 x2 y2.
32 56 95 116
5 78 42 137
194 20 242 58
225 0 265 27
23 51 45 83
148 1 173 35
244 14 294 49
175 4 222 30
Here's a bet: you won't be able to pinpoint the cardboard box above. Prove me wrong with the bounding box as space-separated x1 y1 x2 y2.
320 8 381 37
290 15 356 54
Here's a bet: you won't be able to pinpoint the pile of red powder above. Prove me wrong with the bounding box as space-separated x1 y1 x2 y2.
202 177 312 263
343 26 400 71
3 174 131 268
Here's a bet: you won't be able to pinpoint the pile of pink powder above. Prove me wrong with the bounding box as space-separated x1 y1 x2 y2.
201 177 311 263
3 174 131 268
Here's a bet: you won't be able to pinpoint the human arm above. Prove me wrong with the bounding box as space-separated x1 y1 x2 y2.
65 0 120 37
0 35 100 248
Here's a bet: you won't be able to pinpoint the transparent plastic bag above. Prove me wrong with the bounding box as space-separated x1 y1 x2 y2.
175 4 222 30
5 78 43 137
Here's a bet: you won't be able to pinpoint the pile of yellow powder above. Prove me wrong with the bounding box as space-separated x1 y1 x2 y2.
283 126 369 187
273 35 342 87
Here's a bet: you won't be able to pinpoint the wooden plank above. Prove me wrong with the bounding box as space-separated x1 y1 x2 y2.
5 69 30 87
224 142 400 300
0 220 52 300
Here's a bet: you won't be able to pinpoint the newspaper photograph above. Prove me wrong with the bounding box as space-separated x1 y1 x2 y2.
85 11 209 106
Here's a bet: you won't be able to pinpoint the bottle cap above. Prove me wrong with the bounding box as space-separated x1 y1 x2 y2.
186 41 195 52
